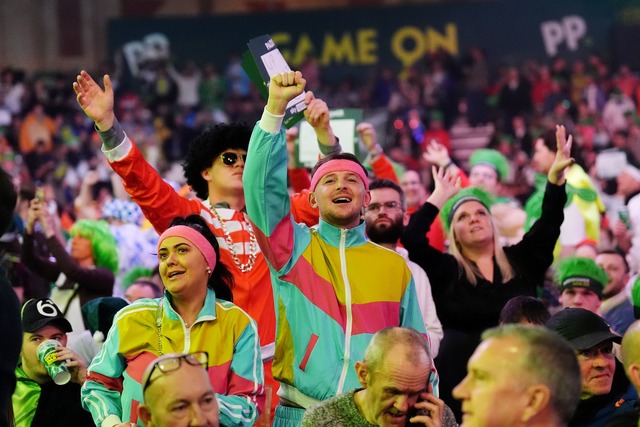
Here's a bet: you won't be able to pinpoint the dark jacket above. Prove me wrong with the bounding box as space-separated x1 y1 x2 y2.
571 360 638 427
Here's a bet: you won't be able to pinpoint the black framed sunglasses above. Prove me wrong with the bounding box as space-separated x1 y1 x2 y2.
220 152 247 166
142 351 209 393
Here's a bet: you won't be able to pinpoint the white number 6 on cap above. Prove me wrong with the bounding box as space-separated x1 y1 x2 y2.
37 299 59 317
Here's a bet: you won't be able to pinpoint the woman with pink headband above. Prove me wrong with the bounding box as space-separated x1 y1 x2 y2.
81 215 264 427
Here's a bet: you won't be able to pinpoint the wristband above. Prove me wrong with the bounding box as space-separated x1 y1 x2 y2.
370 144 383 158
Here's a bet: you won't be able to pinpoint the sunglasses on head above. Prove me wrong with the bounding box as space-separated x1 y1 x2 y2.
142 351 209 394
220 152 247 166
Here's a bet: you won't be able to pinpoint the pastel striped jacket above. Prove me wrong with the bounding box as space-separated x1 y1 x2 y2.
81 289 264 427
244 120 434 406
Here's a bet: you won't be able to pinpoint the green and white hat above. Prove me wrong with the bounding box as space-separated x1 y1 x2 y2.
469 149 510 182
555 257 608 299
440 186 495 233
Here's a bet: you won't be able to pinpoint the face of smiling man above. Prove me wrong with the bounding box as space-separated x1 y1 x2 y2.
309 169 371 229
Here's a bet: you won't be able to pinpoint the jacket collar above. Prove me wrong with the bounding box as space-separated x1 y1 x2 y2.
316 219 367 247
163 288 217 323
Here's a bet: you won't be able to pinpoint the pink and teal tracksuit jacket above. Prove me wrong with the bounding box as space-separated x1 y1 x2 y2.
243 117 437 407
81 289 264 426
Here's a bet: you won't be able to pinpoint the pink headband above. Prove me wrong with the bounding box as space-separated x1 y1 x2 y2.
309 159 369 191
158 225 217 272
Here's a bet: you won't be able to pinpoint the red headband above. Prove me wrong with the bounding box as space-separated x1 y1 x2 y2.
309 159 369 191
158 226 217 272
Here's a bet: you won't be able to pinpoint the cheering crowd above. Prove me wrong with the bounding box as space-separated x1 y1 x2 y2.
2 45 640 427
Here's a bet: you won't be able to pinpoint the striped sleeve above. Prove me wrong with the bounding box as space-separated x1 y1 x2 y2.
217 303 264 426
81 315 126 426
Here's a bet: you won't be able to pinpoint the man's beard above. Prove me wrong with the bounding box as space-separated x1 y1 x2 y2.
366 218 404 245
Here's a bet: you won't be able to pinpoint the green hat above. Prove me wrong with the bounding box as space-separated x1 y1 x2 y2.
469 149 510 182
498 134 515 145
429 110 444 121
440 186 495 233
555 257 608 299
122 266 154 288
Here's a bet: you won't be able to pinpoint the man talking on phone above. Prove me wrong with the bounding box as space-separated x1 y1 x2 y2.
301 327 456 427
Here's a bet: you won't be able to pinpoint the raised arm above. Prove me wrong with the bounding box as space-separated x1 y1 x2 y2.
304 91 336 149
22 199 61 282
73 70 201 234
357 122 399 182
401 167 461 289
508 125 570 274
547 124 574 186
244 72 308 271
423 140 469 187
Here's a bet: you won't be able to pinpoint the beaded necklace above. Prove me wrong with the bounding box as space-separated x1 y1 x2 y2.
211 207 257 273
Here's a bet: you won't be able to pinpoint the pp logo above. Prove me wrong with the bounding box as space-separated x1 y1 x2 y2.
540 15 587 57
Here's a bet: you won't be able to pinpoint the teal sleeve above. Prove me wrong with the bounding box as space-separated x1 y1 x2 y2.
217 317 263 426
81 320 126 425
243 123 290 236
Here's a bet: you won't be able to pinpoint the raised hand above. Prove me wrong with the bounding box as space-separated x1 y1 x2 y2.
26 198 43 233
304 91 330 130
73 70 115 131
266 71 306 116
428 165 461 209
408 392 445 427
422 140 451 168
304 90 336 148
37 201 57 239
356 122 378 153
548 124 574 185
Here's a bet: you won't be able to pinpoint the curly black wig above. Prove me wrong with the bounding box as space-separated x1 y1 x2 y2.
183 123 252 200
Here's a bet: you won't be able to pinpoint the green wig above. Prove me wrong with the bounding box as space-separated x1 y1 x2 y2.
121 266 154 289
554 257 608 299
469 149 510 182
631 275 640 312
70 219 119 274
440 186 495 233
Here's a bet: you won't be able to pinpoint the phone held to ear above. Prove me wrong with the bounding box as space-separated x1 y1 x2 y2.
406 404 431 426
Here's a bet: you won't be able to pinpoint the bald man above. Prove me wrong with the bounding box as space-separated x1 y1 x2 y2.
302 327 456 427
608 321 640 426
138 352 219 427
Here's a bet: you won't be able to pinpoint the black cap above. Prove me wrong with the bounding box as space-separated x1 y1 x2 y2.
546 308 620 351
21 298 73 333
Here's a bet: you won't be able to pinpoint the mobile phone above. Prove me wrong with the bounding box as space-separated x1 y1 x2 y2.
406 405 431 427
619 208 632 230
35 186 45 202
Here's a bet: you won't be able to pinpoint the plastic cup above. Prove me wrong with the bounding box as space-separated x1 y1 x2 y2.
36 339 71 385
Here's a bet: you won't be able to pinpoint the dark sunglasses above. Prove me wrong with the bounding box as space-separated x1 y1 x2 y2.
142 351 208 393
220 152 247 166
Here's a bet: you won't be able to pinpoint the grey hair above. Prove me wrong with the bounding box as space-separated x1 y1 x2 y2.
482 325 582 424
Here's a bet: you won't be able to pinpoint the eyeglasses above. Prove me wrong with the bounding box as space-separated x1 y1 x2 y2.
220 152 247 166
365 201 403 213
142 351 208 393
577 342 614 360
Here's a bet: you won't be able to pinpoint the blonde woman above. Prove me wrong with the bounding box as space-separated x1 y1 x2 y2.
401 125 574 419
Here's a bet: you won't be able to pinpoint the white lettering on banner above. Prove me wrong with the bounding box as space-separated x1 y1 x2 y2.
121 33 171 76
37 299 59 317
540 15 587 57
